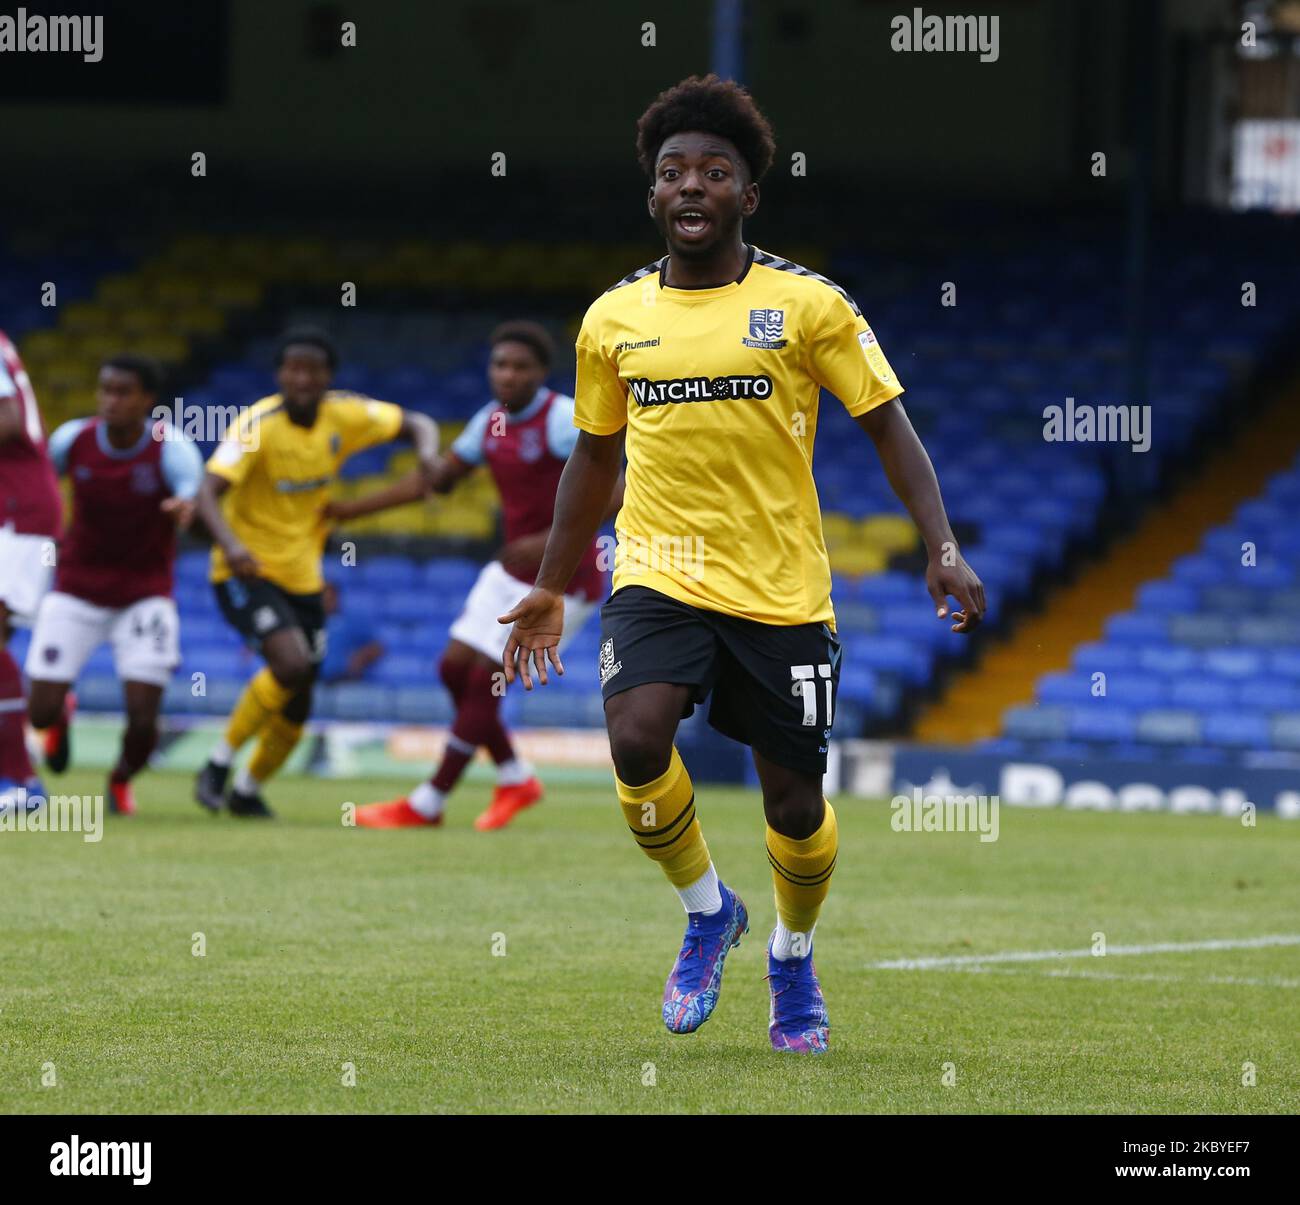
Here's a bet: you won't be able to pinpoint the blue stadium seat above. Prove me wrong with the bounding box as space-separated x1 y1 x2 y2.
1202 648 1263 679
1135 581 1200 613
1169 677 1230 712
1202 710 1270 749
1134 709 1201 746
1138 644 1198 675
1105 613 1168 644
1003 705 1070 741
1269 715 1300 751
1068 705 1138 742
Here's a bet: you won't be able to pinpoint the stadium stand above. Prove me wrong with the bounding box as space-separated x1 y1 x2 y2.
9 213 1298 743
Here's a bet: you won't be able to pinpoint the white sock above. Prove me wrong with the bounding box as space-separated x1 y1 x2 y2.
676 862 722 915
408 779 446 819
210 739 234 767
771 919 815 961
233 766 260 796
496 757 532 787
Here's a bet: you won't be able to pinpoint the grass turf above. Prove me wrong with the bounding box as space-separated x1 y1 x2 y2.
1 769 1296 1113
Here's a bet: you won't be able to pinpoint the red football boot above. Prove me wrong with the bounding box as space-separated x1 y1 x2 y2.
107 778 137 816
44 691 76 774
354 797 444 828
473 776 544 831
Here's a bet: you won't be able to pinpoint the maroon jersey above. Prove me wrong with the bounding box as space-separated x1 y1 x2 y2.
51 417 202 608
0 330 61 537
455 389 606 601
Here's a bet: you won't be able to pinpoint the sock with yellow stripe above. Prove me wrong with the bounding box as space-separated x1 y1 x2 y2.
767 799 838 960
246 712 305 785
222 668 296 756
616 746 720 914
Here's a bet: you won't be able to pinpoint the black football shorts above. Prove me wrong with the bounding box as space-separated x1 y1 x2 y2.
598 584 843 776
215 576 327 664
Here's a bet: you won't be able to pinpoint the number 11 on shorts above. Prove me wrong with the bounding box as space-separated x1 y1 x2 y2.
790 663 832 727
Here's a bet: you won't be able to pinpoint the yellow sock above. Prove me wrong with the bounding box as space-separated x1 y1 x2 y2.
247 713 304 784
767 799 838 933
224 668 295 751
616 746 711 888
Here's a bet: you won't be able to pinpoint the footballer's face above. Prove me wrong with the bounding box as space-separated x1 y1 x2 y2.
649 132 758 258
277 344 333 414
489 340 547 412
96 365 154 431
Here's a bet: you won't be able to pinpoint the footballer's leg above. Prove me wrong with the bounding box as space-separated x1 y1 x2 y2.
0 602 39 795
104 595 181 815
25 591 109 785
754 751 834 1054
471 645 542 831
228 629 316 819
0 533 55 802
105 680 164 816
709 614 841 1054
231 665 314 818
474 588 595 830
600 586 746 1035
200 580 316 816
606 683 748 1034
370 561 542 832
28 675 74 777
357 639 484 828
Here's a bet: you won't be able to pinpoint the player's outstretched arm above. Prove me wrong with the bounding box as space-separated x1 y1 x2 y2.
499 429 624 690
195 470 259 578
323 451 474 523
855 399 985 633
398 409 439 479
323 469 428 523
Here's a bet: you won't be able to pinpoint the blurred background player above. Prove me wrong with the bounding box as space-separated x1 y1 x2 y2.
25 356 202 816
192 327 438 818
0 329 60 810
324 320 623 830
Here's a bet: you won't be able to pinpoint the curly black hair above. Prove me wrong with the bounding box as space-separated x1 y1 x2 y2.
276 326 337 371
101 353 162 396
636 74 776 183
490 319 554 368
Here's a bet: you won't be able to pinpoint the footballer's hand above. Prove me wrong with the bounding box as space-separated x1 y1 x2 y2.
160 496 195 531
926 548 986 634
225 544 261 580
499 587 565 690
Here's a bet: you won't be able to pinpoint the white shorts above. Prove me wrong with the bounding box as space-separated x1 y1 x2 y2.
25 592 181 688
0 526 56 626
448 560 597 664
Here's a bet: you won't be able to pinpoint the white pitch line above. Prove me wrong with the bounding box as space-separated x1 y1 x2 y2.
939 965 1300 990
868 934 1300 971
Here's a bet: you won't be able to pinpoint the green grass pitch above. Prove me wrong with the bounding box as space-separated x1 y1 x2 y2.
1 769 1296 1114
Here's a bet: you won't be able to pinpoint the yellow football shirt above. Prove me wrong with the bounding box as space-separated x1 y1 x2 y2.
574 245 903 627
207 391 405 594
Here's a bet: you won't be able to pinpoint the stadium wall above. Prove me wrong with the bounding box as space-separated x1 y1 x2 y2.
0 0 1210 202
